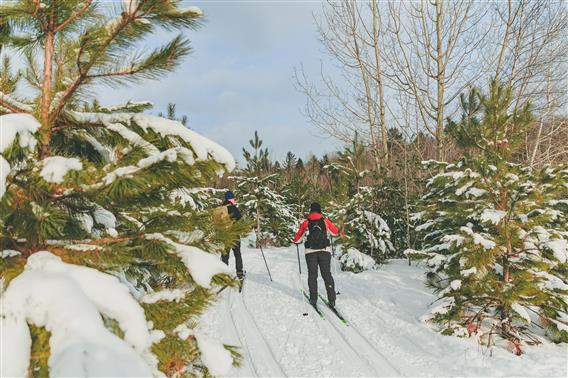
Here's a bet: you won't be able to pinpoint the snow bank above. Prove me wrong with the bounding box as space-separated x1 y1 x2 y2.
1 252 156 377
0 113 40 153
339 248 377 272
39 156 82 184
0 313 31 378
146 234 231 288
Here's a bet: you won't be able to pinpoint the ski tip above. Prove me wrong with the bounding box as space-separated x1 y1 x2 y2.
303 313 308 316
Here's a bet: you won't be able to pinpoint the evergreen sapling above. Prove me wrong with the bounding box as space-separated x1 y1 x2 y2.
407 82 568 353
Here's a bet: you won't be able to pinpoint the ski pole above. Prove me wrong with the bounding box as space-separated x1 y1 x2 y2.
298 245 308 316
258 243 273 282
330 237 340 295
295 243 302 274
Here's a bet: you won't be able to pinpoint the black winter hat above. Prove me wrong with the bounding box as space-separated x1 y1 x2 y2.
310 202 322 213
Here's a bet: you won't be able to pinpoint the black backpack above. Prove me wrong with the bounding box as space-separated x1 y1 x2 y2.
305 218 330 250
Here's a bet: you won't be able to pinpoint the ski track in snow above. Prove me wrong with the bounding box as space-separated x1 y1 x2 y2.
199 244 568 377
296 274 380 377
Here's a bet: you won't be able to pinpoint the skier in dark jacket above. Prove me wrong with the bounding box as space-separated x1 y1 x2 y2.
293 202 339 307
221 191 244 278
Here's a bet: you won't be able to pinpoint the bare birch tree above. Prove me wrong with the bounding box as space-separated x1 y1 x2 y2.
486 0 567 167
297 0 566 166
295 0 390 173
383 0 488 162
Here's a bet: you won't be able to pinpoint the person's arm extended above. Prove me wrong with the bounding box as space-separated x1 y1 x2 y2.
324 218 339 237
293 220 308 243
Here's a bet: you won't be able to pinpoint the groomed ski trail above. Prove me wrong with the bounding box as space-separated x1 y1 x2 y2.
224 284 285 377
198 242 568 377
306 280 401 377
295 275 383 377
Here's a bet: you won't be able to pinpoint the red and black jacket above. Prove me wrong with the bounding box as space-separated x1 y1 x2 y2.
293 212 339 244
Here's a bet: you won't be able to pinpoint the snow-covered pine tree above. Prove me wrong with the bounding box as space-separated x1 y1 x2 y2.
407 82 568 353
234 174 296 247
281 151 311 219
233 131 295 247
327 136 395 266
374 176 418 255
1 1 245 376
332 186 395 267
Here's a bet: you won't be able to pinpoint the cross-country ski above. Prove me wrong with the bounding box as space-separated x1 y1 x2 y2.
302 291 325 319
318 294 348 325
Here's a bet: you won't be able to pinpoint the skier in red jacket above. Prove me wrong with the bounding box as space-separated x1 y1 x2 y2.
294 202 339 307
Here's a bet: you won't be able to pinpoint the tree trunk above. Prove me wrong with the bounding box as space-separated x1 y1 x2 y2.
39 30 55 159
435 0 446 162
502 256 510 283
371 0 389 172
403 145 412 266
348 2 382 175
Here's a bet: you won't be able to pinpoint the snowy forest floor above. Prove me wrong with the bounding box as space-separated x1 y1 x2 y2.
199 242 567 377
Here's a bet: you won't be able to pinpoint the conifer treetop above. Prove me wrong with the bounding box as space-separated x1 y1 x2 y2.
0 0 203 156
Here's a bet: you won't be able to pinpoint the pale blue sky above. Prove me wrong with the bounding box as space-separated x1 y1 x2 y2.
94 1 343 166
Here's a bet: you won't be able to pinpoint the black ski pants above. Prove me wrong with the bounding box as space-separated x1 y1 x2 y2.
221 240 243 274
305 251 336 303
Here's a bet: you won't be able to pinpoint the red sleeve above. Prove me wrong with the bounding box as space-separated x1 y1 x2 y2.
294 220 309 242
324 218 339 236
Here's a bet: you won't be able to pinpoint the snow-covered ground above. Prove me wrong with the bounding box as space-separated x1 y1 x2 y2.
199 243 567 377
